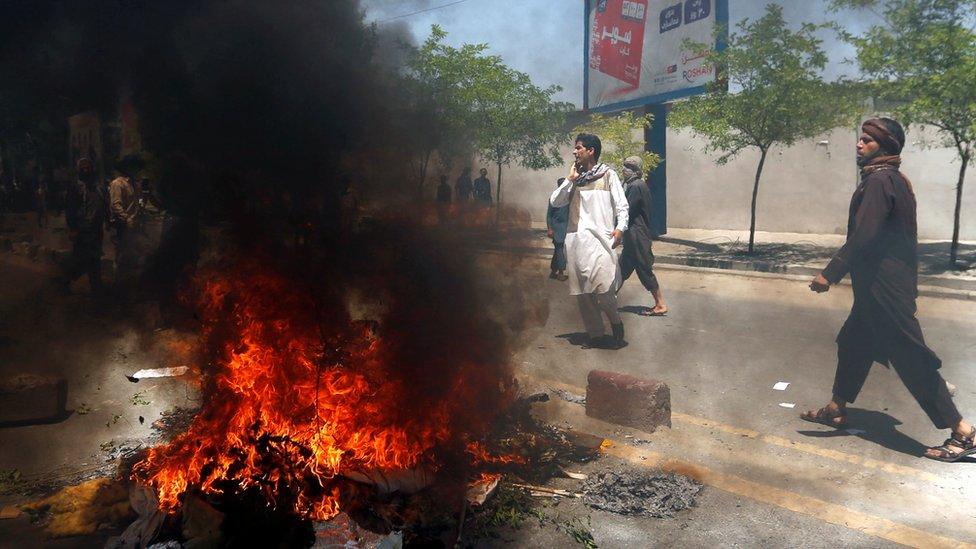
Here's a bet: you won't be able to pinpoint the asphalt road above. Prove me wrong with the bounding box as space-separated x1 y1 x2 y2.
515 257 976 547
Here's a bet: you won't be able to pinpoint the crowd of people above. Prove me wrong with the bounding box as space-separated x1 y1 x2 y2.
0 154 161 297
436 167 494 206
551 124 974 464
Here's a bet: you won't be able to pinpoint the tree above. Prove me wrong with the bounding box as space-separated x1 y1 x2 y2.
572 111 661 174
669 4 858 254
831 0 976 267
405 26 571 215
404 25 478 200
463 55 572 224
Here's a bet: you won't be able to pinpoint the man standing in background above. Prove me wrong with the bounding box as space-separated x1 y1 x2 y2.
109 156 141 285
473 168 492 206
547 177 569 281
59 158 106 294
455 167 473 203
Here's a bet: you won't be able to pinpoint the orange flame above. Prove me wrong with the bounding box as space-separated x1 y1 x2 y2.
133 259 514 519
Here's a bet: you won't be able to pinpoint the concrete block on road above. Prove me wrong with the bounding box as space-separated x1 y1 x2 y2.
586 370 671 432
0 374 69 426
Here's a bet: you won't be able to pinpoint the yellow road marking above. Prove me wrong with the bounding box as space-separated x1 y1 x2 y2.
536 377 939 482
603 442 975 549
672 412 940 483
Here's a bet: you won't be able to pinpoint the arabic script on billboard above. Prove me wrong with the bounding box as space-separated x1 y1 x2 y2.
587 0 719 110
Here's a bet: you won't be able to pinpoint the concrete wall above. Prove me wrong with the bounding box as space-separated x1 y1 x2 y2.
489 123 976 240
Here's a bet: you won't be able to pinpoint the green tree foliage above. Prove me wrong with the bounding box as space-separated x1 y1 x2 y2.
572 111 661 175
669 4 858 254
408 26 572 216
831 0 976 267
405 25 479 199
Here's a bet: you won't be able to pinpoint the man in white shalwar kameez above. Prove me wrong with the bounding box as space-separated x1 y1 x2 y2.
550 133 629 346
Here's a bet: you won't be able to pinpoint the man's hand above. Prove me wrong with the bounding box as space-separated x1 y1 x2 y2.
809 273 830 293
547 229 554 239
568 162 579 182
611 229 623 249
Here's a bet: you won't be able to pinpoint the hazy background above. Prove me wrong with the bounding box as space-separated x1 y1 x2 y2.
361 0 886 106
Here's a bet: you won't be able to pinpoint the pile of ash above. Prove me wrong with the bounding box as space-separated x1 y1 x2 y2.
581 467 701 518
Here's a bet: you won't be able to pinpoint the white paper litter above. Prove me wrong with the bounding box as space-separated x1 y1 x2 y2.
128 366 189 380
772 382 790 391
778 402 796 409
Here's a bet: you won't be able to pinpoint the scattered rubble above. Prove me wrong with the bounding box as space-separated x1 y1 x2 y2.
20 478 134 538
581 467 701 518
550 387 586 405
125 366 190 383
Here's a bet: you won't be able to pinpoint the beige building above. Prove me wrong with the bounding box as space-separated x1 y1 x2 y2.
477 116 976 241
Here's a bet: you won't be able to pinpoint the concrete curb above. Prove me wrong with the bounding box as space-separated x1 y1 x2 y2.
475 243 976 302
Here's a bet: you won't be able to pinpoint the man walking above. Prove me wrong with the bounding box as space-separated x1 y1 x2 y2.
59 158 106 294
473 168 492 206
619 156 667 316
550 133 628 347
803 118 974 462
546 178 569 281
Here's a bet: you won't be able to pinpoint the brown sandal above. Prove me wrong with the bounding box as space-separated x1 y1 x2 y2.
800 406 848 428
925 426 976 462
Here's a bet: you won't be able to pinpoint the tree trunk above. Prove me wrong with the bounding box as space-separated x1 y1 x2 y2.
418 150 432 201
950 153 970 267
748 147 769 255
495 161 503 228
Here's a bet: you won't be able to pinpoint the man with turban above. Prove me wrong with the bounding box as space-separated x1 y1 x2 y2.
619 155 667 316
803 118 974 462
59 157 107 294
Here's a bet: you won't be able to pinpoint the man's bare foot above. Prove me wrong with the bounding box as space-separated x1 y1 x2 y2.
651 304 668 315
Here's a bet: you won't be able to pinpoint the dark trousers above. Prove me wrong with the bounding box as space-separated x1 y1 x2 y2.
620 234 659 292
832 310 961 429
550 242 566 273
61 232 103 291
113 223 139 282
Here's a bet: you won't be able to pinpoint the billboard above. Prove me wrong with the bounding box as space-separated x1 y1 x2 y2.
584 0 728 112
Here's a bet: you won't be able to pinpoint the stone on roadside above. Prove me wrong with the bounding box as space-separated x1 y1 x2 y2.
586 370 671 432
0 374 69 426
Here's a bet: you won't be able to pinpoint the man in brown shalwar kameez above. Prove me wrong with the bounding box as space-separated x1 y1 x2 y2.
803 117 975 462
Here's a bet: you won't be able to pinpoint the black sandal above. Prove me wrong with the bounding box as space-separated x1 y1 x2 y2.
925 426 976 462
800 406 848 428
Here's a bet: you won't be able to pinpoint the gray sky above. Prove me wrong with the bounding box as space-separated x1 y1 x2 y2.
361 0 884 107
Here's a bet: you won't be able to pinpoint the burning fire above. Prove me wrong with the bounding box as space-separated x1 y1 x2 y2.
134 256 515 519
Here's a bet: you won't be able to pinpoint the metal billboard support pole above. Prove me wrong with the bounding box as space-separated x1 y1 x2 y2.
645 103 667 237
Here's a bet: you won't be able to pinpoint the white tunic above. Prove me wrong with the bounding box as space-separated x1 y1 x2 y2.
550 167 629 295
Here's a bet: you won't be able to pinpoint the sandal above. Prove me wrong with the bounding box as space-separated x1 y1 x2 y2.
800 406 848 428
925 426 976 462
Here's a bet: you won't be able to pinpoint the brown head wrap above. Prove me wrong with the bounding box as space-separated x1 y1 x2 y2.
861 118 904 155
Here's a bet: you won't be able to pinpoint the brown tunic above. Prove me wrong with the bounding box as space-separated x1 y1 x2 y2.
822 167 939 370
